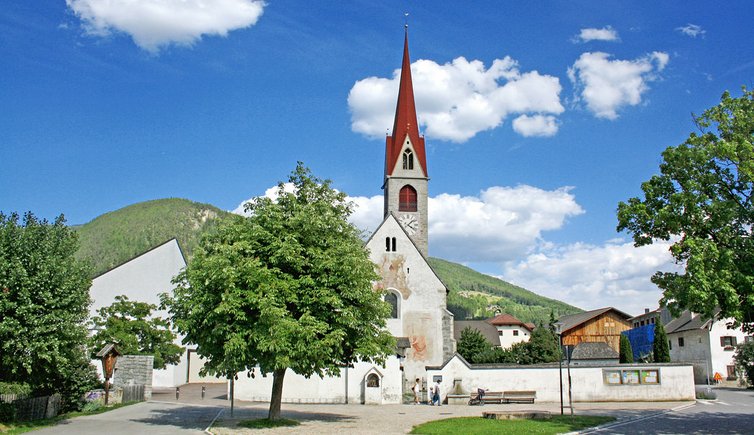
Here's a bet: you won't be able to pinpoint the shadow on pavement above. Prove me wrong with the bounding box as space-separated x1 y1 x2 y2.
130 403 223 431
588 411 754 434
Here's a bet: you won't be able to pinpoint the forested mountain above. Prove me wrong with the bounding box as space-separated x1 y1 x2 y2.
74 198 582 324
74 198 230 276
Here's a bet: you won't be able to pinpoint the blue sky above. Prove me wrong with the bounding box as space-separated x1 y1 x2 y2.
2 1 753 315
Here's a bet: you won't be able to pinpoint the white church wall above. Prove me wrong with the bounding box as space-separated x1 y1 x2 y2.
427 355 695 403
367 216 449 383
233 357 403 404
88 239 223 387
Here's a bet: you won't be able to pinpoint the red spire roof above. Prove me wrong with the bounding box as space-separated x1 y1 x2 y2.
385 29 428 178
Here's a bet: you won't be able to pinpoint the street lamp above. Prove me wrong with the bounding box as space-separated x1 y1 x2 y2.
555 323 564 416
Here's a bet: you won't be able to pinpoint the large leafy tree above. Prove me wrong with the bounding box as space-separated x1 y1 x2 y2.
617 88 754 329
89 295 183 369
0 212 98 411
164 164 394 420
456 327 492 362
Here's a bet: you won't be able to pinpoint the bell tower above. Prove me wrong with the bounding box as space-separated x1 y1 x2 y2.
383 26 429 257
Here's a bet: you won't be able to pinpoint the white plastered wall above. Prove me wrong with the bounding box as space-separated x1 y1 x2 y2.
233 357 403 404
88 239 221 387
427 355 695 402
367 215 449 384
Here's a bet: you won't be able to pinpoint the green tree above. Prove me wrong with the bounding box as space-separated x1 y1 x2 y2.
523 327 561 364
89 295 183 369
456 327 493 362
653 322 671 363
617 88 754 329
0 212 98 411
734 341 754 386
619 334 634 363
163 164 394 420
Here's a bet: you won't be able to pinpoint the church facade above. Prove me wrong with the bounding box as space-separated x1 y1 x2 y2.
364 28 455 384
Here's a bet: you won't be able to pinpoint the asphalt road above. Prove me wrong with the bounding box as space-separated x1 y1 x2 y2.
584 387 754 434
33 401 223 435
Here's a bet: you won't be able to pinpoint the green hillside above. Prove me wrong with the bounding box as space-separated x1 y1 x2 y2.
73 198 582 325
429 258 582 324
75 198 231 276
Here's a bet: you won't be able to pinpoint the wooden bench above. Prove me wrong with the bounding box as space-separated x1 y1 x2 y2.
502 390 536 403
469 391 504 404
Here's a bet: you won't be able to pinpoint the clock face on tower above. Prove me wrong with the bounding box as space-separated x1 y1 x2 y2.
399 214 418 235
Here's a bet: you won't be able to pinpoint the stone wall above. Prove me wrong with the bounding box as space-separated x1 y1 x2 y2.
113 355 154 400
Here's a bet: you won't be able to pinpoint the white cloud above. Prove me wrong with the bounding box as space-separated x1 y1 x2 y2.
568 51 669 119
575 26 620 43
676 24 706 38
347 195 384 235
232 183 294 216
66 0 265 53
501 239 679 315
428 186 584 262
348 56 564 142
235 184 583 262
512 114 559 137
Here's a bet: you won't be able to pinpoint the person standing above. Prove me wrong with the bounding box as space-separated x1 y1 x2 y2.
412 378 421 405
432 379 441 406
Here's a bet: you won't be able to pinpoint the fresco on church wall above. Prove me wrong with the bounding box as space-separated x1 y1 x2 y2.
376 255 411 299
405 313 434 362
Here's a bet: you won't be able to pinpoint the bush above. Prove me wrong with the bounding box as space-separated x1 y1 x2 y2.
0 382 31 397
696 389 717 400
81 401 104 413
0 402 15 422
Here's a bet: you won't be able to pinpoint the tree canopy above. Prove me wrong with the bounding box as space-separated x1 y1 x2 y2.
457 327 492 362
163 164 394 420
0 212 98 411
89 295 183 369
617 88 754 329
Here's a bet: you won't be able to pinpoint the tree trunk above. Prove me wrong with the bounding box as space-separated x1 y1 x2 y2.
268 368 287 420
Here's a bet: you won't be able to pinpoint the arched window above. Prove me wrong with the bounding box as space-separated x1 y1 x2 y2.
385 237 391 252
385 291 399 318
399 185 417 212
402 149 414 170
366 373 380 387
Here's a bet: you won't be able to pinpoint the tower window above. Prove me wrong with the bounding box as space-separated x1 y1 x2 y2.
399 185 417 212
402 149 414 170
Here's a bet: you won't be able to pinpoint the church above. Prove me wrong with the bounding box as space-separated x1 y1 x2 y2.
233 28 455 404
364 27 456 383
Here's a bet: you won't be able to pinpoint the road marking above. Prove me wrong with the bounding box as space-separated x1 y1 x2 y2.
205 408 224 434
578 403 697 434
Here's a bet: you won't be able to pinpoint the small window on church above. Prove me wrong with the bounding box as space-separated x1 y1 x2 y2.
366 373 380 387
385 237 390 252
391 237 396 252
399 185 417 212
385 291 398 318
402 149 414 170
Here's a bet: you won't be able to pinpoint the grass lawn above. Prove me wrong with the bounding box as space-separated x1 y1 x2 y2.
237 418 300 429
410 415 615 435
0 401 139 434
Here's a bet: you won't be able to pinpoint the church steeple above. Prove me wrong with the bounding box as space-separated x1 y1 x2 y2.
385 28 428 178
383 26 429 257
